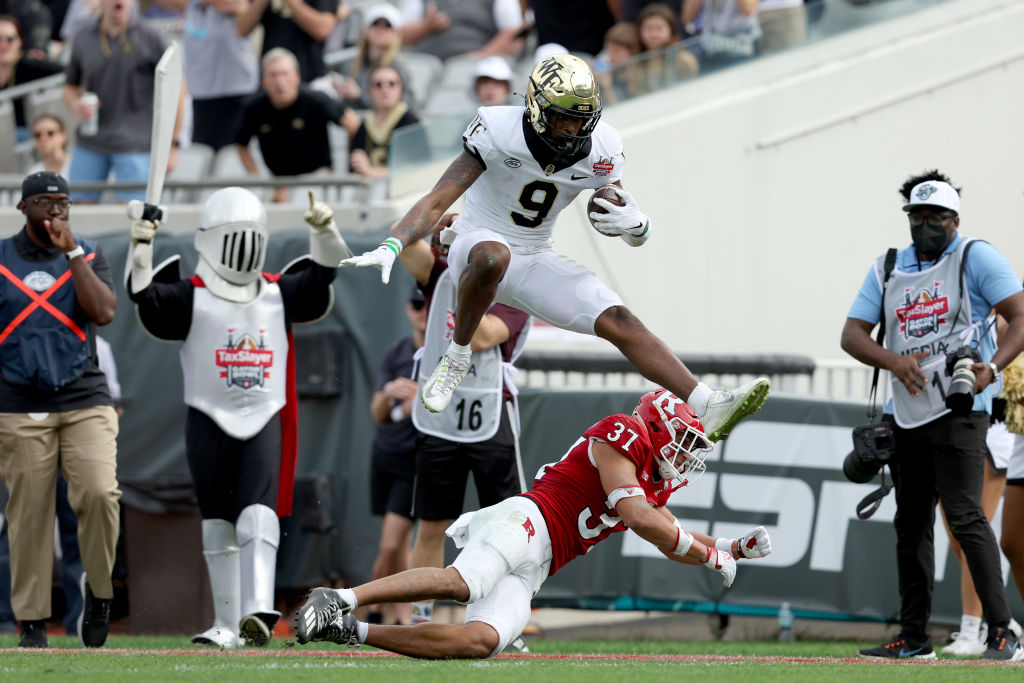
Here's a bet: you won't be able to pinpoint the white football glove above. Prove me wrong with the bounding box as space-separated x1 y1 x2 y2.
126 200 163 244
338 237 403 284
588 186 650 238
304 191 335 231
703 546 737 588
737 526 772 559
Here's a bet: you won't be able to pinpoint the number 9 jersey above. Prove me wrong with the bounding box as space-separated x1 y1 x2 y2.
453 105 625 251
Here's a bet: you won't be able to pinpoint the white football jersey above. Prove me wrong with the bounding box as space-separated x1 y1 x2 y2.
450 105 625 250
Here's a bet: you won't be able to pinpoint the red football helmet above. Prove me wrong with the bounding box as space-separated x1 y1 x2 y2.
633 389 713 487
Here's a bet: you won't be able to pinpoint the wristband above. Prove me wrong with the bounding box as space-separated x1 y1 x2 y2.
671 528 694 557
715 537 735 557
381 236 404 256
65 246 85 261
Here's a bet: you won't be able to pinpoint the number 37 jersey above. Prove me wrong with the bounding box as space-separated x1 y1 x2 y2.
453 105 625 250
521 414 676 575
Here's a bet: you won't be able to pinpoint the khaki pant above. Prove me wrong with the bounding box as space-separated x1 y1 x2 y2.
0 406 120 620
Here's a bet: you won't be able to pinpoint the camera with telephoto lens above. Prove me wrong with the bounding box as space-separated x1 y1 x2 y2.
945 345 981 415
843 423 896 484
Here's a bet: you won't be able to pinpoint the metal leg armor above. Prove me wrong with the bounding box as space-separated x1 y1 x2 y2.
236 504 281 646
192 519 243 649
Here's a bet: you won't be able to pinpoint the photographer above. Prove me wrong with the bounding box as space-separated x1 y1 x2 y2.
840 171 1024 662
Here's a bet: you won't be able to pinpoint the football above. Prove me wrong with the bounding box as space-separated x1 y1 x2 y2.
587 185 625 236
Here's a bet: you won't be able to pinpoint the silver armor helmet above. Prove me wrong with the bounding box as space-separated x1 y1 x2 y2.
195 187 268 286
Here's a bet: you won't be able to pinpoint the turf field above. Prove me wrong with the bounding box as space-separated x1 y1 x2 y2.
2 635 1022 681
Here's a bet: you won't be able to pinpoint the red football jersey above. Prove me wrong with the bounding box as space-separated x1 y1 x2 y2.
521 413 677 575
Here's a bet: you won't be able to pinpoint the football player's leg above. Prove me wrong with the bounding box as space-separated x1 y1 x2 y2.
447 230 512 347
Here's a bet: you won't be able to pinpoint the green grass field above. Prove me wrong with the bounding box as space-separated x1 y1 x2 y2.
2 634 1022 682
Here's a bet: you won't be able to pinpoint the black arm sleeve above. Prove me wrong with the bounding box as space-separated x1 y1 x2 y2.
127 280 195 340
278 263 337 324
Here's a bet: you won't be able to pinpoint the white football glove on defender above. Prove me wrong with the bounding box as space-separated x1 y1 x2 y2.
338 237 403 284
589 186 650 239
703 546 737 587
716 526 773 560
305 191 352 266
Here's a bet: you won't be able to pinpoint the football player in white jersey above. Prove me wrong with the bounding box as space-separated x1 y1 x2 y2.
341 53 768 443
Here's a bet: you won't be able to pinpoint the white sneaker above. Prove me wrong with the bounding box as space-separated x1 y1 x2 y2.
1010 618 1023 639
699 377 770 442
943 630 986 657
421 352 470 413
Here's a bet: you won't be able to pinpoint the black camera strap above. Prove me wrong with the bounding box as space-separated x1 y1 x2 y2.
867 248 898 420
857 248 898 520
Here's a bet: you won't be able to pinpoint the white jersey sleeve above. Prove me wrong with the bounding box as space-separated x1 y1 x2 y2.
452 106 626 250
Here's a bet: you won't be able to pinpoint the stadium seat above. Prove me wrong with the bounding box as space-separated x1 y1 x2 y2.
399 52 443 112
166 143 215 203
0 101 19 174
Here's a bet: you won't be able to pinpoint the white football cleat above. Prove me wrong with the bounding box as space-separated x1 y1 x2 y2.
421 352 470 413
700 377 770 442
943 630 986 657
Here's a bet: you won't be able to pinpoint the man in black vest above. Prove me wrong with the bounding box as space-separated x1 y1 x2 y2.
0 172 120 649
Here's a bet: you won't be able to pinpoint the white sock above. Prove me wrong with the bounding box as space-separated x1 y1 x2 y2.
448 341 472 358
335 587 358 612
355 620 369 643
960 614 982 640
687 382 713 416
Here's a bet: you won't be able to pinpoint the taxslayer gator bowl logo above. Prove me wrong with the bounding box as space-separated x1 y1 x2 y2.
593 156 614 177
895 282 949 339
215 329 273 389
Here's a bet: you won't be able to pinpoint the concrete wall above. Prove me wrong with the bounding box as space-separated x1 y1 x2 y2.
412 0 1024 362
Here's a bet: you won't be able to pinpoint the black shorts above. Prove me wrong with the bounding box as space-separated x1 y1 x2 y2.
411 402 523 521
185 407 280 522
370 444 415 518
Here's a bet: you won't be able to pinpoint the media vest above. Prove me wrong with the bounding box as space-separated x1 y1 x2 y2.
882 239 979 428
0 236 97 391
180 280 288 439
413 267 530 442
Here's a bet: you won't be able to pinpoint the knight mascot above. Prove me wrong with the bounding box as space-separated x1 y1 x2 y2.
126 188 350 647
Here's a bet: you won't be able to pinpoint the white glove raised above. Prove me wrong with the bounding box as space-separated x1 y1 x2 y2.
304 190 335 231
126 200 164 244
588 186 649 238
338 236 403 284
703 546 736 588
130 219 158 246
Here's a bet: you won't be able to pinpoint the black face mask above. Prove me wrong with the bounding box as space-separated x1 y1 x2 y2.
911 223 949 260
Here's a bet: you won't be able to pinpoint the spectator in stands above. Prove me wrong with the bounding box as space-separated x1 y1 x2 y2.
758 0 805 54
349 64 427 180
682 0 761 65
237 0 339 82
398 0 525 61
621 0 682 24
63 0 187 203
0 171 121 649
635 3 698 91
235 47 360 203
59 0 101 45
0 1 52 61
168 0 258 151
322 2 404 110
363 285 427 626
593 21 644 104
526 0 617 58
471 56 514 106
0 15 63 142
28 114 71 176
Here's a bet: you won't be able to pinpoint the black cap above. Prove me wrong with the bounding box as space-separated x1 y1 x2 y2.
22 171 69 201
409 284 425 306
